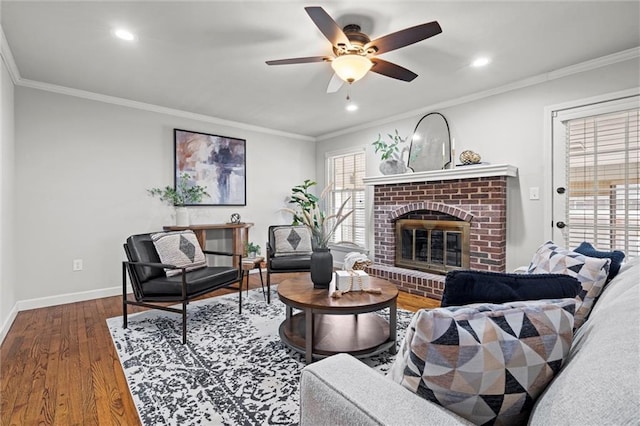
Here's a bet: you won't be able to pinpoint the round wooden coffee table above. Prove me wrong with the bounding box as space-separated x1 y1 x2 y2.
277 275 398 363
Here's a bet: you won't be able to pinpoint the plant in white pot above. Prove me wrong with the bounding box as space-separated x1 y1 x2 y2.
372 129 410 175
245 242 261 258
148 173 209 226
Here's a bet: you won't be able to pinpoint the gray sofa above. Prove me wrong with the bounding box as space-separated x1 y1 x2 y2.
300 257 640 425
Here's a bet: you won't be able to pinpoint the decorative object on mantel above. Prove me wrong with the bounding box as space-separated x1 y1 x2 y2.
459 150 482 165
408 112 452 172
372 130 409 175
283 181 353 289
148 173 209 226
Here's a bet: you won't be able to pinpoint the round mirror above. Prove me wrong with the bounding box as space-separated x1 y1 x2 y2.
408 112 451 172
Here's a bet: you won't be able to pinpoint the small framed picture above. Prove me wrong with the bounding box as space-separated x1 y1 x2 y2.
174 128 246 206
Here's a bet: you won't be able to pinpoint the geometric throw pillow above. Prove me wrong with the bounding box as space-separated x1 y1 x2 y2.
273 226 313 257
150 230 207 277
573 241 625 282
387 299 576 426
441 270 582 307
527 241 610 328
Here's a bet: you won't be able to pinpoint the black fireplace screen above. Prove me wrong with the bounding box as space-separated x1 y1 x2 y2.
396 219 470 274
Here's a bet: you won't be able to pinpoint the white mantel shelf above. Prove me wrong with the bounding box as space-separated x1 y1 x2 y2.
363 164 518 186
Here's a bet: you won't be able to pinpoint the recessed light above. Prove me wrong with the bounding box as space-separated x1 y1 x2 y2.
472 57 490 67
114 28 136 41
346 103 358 112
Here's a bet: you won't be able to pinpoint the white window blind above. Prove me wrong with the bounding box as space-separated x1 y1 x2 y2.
565 107 640 256
327 151 366 247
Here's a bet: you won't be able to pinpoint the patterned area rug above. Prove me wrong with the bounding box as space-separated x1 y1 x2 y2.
106 287 414 425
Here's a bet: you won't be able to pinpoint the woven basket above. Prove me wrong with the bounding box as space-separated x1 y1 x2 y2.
352 260 371 270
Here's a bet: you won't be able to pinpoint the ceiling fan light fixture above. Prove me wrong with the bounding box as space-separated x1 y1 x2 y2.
331 55 372 84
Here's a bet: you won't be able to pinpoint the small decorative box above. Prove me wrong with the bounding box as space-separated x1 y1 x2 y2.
334 270 370 292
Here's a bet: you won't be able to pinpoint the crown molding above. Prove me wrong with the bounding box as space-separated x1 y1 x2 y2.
0 24 21 84
1 19 313 143
16 79 315 142
317 47 640 141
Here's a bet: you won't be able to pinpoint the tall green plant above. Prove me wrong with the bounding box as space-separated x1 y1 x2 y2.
284 181 353 248
148 173 209 206
288 179 319 225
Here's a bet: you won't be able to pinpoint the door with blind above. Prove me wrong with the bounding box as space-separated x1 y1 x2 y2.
551 96 640 256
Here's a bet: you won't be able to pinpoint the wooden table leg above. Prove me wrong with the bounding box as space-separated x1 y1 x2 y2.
305 308 313 364
194 229 206 250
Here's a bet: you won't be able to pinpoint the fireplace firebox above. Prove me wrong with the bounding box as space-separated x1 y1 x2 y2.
395 219 470 274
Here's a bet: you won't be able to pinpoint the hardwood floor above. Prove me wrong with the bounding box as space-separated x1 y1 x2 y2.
0 273 439 425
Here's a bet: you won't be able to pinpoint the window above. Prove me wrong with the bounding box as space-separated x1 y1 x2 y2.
326 150 366 247
565 107 640 256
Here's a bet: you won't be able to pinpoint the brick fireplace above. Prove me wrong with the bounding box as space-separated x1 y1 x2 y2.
363 164 517 300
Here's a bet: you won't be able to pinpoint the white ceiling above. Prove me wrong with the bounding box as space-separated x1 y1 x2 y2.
2 1 639 138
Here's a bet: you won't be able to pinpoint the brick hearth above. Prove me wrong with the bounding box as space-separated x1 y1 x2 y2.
363 165 517 300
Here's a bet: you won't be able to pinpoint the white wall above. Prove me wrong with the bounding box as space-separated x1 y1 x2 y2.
316 58 640 271
13 87 315 303
0 42 16 341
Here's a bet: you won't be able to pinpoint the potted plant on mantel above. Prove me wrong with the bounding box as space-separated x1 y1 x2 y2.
284 180 353 288
148 173 209 226
372 129 410 175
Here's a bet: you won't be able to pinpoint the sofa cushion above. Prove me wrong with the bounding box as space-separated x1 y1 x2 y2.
527 241 610 328
272 226 313 257
151 230 207 277
441 270 582 307
388 299 576 426
574 241 625 281
141 266 239 297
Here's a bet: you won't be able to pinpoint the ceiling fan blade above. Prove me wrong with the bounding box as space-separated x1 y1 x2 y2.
370 58 418 82
365 21 442 55
326 73 344 93
304 6 352 49
266 56 330 65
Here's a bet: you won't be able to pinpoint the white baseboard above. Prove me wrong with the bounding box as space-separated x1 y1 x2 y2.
16 286 125 311
0 304 19 345
1 285 132 344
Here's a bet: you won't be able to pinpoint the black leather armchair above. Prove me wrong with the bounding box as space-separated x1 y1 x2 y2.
122 232 242 344
266 225 312 303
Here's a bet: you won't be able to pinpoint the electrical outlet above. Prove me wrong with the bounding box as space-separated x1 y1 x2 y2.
529 187 540 200
72 259 83 271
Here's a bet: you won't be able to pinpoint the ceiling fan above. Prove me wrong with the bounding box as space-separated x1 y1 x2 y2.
266 6 442 93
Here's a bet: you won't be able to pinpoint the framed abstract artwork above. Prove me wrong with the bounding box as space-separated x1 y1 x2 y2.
174 128 246 206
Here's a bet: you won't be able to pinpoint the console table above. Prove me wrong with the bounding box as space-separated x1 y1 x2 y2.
163 223 254 266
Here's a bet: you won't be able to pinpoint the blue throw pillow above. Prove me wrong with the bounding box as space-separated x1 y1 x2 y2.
574 241 625 281
441 269 582 307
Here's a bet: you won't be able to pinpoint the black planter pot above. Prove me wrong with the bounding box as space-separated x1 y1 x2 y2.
310 248 333 289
